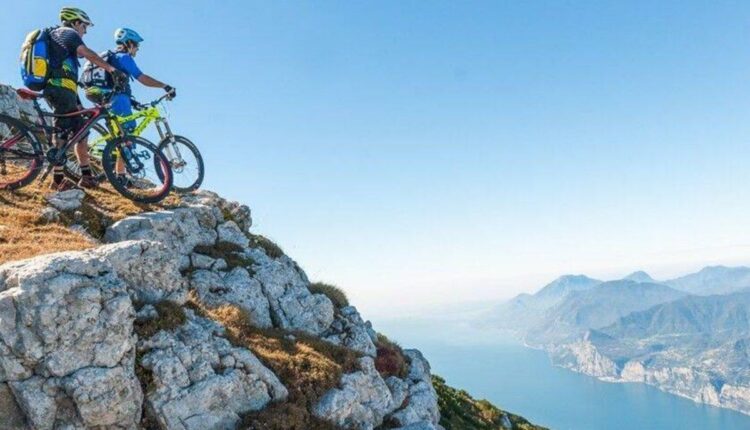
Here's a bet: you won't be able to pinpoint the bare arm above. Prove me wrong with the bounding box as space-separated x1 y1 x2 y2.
77 45 116 73
137 74 167 89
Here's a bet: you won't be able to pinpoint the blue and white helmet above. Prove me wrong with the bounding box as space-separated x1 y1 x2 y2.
114 28 144 45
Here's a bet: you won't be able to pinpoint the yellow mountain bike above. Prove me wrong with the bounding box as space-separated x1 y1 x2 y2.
65 94 203 192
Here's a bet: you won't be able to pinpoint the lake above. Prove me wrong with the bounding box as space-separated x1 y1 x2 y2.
376 318 750 430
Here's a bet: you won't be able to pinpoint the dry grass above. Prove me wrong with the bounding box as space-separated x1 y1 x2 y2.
0 179 179 266
187 293 361 430
309 282 349 309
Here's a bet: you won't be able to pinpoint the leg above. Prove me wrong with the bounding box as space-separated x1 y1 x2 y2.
110 94 135 176
43 86 82 189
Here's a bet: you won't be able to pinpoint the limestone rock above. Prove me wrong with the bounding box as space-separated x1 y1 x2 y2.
190 267 273 328
95 240 187 305
313 357 394 430
217 221 250 248
182 190 252 232
248 248 334 335
39 207 60 223
138 310 287 430
44 189 84 212
386 350 441 428
104 205 220 255
0 250 142 429
323 306 378 357
0 382 26 430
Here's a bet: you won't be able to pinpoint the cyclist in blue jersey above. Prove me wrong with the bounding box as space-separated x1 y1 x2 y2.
108 28 175 131
102 28 175 182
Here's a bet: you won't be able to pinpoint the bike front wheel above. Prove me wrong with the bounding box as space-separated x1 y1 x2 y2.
101 136 173 203
0 114 44 190
158 135 204 193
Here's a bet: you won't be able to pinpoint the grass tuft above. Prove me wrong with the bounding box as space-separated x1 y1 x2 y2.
308 282 349 309
133 301 187 339
248 233 284 259
193 242 256 271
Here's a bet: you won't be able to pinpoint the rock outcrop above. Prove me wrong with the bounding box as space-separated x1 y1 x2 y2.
0 185 442 429
0 83 449 429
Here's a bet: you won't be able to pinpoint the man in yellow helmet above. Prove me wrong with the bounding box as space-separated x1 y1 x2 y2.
45 7 126 190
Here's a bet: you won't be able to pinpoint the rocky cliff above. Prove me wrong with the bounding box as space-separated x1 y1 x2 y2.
0 84 540 430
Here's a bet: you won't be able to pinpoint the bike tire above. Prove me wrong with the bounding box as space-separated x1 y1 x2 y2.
158 135 204 193
0 114 44 190
63 122 108 183
101 136 173 203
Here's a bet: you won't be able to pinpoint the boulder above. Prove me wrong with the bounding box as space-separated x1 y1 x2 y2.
386 350 441 428
44 189 84 212
0 250 142 429
104 205 221 256
323 306 377 356
181 190 252 232
138 309 287 430
248 248 334 335
313 357 395 430
217 221 250 248
96 240 187 305
190 267 273 328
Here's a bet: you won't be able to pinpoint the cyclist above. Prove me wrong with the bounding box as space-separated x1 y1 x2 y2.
45 7 126 190
84 27 176 184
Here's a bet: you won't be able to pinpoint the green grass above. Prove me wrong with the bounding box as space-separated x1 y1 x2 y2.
309 282 350 308
433 375 548 430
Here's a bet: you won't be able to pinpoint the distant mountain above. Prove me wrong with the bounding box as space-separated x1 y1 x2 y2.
534 274 602 302
622 271 656 283
601 291 750 346
665 266 750 295
487 275 601 333
551 291 750 415
525 280 686 346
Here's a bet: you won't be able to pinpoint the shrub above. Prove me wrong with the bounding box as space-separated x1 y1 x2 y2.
309 282 349 308
374 334 409 379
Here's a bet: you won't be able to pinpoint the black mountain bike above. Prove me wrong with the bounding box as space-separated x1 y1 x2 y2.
0 88 173 203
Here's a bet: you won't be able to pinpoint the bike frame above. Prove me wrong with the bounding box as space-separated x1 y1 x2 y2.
27 98 124 180
89 99 174 155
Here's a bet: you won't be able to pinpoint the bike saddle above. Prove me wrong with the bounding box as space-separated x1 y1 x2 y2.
16 88 43 100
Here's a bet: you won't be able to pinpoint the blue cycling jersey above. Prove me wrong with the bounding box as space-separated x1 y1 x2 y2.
110 52 143 81
108 52 143 132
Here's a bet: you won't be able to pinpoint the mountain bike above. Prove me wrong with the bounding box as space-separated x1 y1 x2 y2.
64 94 203 193
0 88 173 203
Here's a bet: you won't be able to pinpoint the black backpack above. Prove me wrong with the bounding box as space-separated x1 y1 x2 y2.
80 50 115 90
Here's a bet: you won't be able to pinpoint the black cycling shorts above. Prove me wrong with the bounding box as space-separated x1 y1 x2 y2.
43 86 87 139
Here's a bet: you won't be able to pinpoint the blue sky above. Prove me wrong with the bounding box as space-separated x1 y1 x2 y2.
3 1 750 317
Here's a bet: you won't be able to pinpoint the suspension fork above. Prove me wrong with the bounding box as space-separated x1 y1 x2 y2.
155 118 180 160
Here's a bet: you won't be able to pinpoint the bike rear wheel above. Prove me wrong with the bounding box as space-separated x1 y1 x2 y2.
0 114 44 190
101 136 173 203
158 135 204 193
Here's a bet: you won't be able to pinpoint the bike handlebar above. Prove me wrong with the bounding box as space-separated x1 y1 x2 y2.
132 93 172 110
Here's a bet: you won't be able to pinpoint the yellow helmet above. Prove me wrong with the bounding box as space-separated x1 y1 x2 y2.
59 7 94 26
